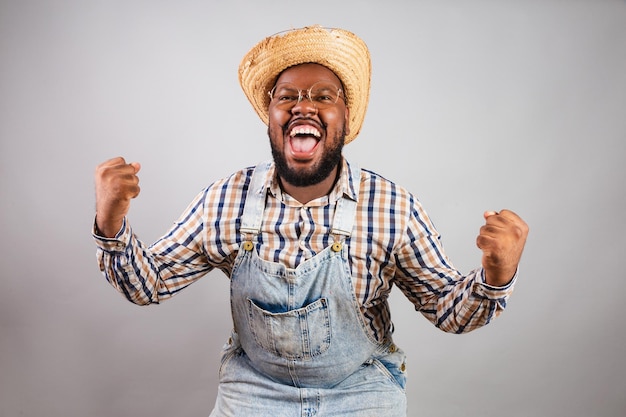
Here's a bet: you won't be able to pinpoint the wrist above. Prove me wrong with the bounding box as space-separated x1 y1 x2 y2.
484 267 516 287
94 215 124 238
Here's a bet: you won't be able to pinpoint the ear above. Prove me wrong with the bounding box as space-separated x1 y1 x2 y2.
344 106 351 137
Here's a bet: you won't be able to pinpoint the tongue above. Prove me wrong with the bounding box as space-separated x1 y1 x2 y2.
291 137 318 153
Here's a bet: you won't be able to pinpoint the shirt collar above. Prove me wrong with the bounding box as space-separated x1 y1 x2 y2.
266 158 359 206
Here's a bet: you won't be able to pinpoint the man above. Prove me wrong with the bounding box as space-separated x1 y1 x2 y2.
93 26 528 416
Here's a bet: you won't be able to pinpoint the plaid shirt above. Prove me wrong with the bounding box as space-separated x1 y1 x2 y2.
95 158 515 342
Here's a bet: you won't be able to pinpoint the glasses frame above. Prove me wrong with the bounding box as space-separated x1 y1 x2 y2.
268 82 345 110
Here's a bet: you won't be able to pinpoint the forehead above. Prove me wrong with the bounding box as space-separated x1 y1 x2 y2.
274 63 342 87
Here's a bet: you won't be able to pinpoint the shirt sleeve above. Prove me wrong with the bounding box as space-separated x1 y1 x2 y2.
392 197 516 333
93 189 214 305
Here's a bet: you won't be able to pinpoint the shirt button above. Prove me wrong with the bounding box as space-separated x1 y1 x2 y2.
299 240 307 250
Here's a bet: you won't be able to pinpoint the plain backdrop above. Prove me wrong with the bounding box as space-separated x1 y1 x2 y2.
1 1 625 416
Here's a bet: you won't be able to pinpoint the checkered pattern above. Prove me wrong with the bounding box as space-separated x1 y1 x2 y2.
95 159 515 341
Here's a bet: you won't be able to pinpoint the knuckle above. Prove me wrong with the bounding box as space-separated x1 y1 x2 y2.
521 221 530 235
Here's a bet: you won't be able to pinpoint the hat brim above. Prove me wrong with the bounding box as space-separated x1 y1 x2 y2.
238 26 371 144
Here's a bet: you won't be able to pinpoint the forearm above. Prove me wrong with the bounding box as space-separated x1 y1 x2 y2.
94 219 163 304
419 267 516 333
396 200 519 333
94 218 211 305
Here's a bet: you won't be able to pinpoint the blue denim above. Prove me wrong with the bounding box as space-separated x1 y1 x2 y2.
210 161 407 416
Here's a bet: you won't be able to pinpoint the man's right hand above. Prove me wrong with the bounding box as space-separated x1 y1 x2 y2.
94 157 141 238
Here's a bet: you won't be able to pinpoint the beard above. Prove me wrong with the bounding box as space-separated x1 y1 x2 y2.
269 126 346 187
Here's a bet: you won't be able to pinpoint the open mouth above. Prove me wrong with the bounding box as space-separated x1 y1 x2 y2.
288 124 322 156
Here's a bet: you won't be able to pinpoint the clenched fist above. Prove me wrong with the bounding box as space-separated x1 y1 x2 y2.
476 209 529 287
94 157 141 238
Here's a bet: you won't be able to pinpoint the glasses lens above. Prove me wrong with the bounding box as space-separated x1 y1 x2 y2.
308 82 342 109
270 84 300 109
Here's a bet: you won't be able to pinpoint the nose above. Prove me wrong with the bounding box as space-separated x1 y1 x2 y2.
290 96 318 116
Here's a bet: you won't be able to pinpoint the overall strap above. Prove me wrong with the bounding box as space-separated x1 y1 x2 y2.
240 160 272 236
331 161 361 239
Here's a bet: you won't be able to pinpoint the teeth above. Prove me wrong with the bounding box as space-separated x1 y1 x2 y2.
290 126 321 138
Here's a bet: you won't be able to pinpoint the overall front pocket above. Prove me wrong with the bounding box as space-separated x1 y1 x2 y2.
247 297 332 360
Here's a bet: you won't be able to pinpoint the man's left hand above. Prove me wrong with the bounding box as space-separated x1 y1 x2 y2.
476 209 529 287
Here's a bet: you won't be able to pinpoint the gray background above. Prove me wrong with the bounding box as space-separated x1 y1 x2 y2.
1 1 625 416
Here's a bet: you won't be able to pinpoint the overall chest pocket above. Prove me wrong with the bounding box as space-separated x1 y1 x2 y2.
247 297 332 360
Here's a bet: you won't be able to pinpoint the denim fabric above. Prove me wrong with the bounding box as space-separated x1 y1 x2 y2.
210 162 407 416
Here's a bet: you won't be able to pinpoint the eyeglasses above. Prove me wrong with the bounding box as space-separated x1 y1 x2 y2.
268 81 344 110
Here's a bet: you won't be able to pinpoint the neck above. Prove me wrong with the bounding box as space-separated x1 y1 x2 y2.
279 165 339 204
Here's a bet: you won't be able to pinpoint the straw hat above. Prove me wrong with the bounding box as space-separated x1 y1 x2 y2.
238 25 371 144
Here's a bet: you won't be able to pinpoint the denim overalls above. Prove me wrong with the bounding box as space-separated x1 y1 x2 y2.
210 161 407 417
